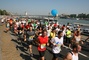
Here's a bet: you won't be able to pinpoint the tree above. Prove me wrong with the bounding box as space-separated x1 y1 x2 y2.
86 14 89 18
77 13 87 18
70 14 76 18
0 9 9 15
0 9 2 15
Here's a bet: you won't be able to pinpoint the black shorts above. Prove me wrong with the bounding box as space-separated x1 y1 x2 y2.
53 53 60 58
27 40 33 45
18 35 23 40
39 51 45 57
66 37 71 44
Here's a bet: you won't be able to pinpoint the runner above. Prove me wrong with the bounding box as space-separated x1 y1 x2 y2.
1 18 4 23
50 28 56 39
64 43 81 60
5 20 10 33
47 26 51 37
37 30 48 60
72 30 83 44
14 22 18 35
17 24 24 45
51 31 64 60
66 27 72 48
24 27 35 57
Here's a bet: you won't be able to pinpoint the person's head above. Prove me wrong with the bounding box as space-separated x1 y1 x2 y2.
63 24 65 27
76 30 80 36
67 27 70 30
58 25 60 28
58 31 63 38
29 27 33 31
52 28 56 33
72 43 81 53
39 27 42 30
19 24 23 27
48 26 51 30
42 30 47 37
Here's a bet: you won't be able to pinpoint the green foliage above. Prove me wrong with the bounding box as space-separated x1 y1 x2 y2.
0 9 9 15
70 14 76 18
69 13 89 19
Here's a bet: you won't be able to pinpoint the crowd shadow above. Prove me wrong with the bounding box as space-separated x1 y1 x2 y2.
10 33 17 36
20 53 39 60
47 47 64 59
11 39 21 45
20 53 32 60
11 39 29 54
33 54 39 60
16 45 29 55
81 43 89 52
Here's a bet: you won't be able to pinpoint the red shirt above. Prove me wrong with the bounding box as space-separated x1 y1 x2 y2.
21 24 24 29
25 25 30 29
38 36 48 51
54 23 57 27
25 24 32 29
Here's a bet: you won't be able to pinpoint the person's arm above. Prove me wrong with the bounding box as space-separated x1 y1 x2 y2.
71 36 75 43
46 37 49 46
50 38 55 45
24 31 27 41
24 34 26 41
35 37 40 46
85 36 89 42
80 35 83 44
50 38 57 47
64 53 72 60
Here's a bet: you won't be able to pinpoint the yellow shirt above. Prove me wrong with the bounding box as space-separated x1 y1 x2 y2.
50 32 56 38
66 30 72 38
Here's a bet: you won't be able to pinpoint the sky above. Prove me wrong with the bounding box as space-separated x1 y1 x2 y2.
0 0 89 15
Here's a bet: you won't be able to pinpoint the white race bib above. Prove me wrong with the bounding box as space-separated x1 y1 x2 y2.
41 44 46 49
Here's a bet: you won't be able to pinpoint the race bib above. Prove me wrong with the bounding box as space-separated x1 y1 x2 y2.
56 42 61 48
20 31 22 33
29 36 33 40
41 44 46 49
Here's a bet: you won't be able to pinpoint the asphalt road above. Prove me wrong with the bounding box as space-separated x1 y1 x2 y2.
10 32 89 60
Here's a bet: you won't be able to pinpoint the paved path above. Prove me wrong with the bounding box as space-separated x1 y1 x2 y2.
10 31 89 60
0 23 89 60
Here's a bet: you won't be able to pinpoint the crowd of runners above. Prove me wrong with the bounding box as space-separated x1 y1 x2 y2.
1 16 89 60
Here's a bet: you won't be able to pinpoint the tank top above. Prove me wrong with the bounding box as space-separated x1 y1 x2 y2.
72 52 78 60
75 36 80 43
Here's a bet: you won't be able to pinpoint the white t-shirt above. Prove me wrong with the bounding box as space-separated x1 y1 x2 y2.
56 28 60 32
22 20 26 24
47 29 51 37
51 37 63 53
63 29 66 36
16 22 19 27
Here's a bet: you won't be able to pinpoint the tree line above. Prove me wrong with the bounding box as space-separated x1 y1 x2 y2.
0 9 9 15
60 13 89 20
69 13 89 19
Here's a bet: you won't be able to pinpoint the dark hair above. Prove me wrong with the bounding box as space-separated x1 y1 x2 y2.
52 28 56 31
72 43 79 49
42 30 47 34
76 30 80 34
58 31 63 35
